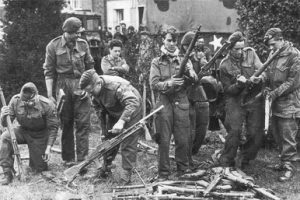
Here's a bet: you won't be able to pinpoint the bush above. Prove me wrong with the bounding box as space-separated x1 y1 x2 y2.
0 0 64 100
236 0 300 61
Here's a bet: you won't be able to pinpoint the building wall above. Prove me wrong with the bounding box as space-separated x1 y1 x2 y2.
92 0 105 27
107 0 145 33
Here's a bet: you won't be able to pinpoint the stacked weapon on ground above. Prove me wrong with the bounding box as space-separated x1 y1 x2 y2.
241 48 284 106
64 105 164 184
0 86 26 181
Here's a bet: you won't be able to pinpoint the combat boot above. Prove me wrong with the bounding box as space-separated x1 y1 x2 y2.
278 162 295 182
0 169 13 185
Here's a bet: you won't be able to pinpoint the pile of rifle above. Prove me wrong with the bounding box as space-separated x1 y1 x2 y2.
103 167 280 200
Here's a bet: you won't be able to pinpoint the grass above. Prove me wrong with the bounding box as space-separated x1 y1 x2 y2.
0 114 300 200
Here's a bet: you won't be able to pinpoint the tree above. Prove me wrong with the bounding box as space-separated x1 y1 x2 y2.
236 0 300 60
0 0 65 98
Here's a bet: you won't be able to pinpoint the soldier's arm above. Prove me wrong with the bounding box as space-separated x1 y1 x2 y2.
114 58 129 74
116 85 141 124
220 61 245 95
272 55 300 98
101 56 118 75
43 43 56 99
0 96 16 127
83 40 95 70
149 58 172 92
44 100 59 146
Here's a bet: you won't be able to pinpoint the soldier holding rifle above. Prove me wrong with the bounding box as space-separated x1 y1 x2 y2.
259 28 300 181
79 69 142 184
217 31 264 169
0 82 58 185
149 27 198 181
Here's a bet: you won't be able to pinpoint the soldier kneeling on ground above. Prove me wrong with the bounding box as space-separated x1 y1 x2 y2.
0 82 59 185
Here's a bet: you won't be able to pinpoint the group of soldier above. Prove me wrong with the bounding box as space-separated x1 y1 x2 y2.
0 16 299 187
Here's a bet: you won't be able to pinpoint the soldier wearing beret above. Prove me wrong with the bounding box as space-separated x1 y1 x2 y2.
43 17 94 164
218 31 264 169
150 27 198 181
0 83 58 185
79 69 142 184
258 28 300 181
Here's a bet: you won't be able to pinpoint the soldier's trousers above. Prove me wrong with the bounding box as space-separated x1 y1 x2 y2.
155 94 190 177
271 116 300 164
219 100 264 166
57 76 91 162
190 102 209 155
103 111 142 171
0 126 48 172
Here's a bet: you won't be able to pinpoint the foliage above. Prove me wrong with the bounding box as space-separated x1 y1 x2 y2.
0 0 64 99
236 0 300 60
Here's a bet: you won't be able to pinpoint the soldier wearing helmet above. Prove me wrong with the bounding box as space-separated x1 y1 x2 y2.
79 69 142 185
0 83 58 185
217 31 264 169
43 17 94 165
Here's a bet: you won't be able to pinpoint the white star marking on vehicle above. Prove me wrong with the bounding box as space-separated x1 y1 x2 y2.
209 35 223 51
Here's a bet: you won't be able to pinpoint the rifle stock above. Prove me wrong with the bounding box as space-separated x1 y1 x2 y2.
0 86 25 180
64 105 164 184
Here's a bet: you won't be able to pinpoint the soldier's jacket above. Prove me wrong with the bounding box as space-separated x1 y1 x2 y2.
101 55 129 76
219 47 263 98
150 54 194 95
263 41 300 118
0 95 59 146
91 75 142 123
43 36 94 79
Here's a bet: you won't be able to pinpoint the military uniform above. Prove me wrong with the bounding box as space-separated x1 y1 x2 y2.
43 35 94 162
91 75 142 172
0 92 58 173
219 47 264 167
264 41 300 169
101 55 129 77
150 53 195 177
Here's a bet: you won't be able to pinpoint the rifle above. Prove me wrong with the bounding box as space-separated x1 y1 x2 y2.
0 86 26 181
264 92 272 135
223 168 280 200
241 48 284 106
188 40 231 102
64 105 164 184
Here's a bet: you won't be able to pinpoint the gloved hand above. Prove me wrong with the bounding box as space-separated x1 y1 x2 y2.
111 119 125 134
166 76 185 87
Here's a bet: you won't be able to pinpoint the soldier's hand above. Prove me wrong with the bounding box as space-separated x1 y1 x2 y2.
48 96 56 104
249 75 262 84
42 145 51 162
0 106 11 118
111 119 125 134
167 76 185 87
237 75 247 84
189 70 199 82
263 87 272 98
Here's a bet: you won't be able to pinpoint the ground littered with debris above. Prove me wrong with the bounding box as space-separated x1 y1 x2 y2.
0 114 300 200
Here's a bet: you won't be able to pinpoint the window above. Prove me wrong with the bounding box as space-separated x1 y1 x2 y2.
115 9 124 24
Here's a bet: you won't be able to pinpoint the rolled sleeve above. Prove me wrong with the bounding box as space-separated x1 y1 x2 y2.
84 43 95 70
